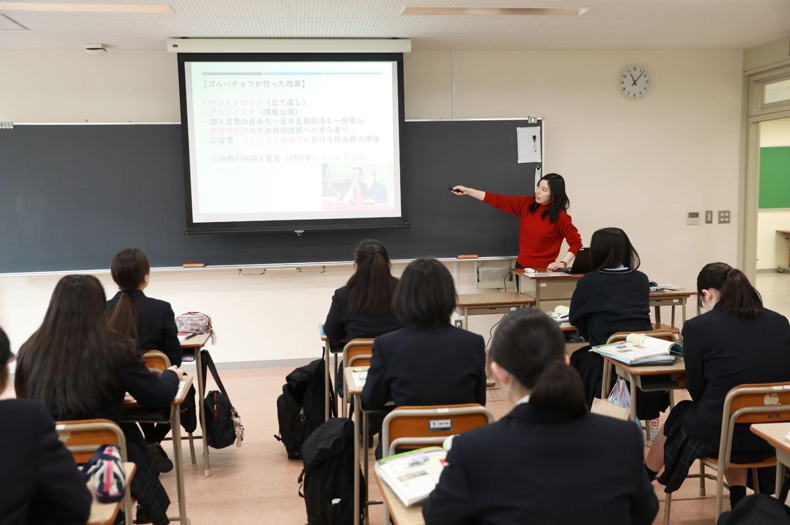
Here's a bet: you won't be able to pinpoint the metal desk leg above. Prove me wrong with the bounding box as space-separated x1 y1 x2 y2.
682 300 687 324
463 307 469 331
655 305 662 325
601 360 613 398
628 373 638 423
671 305 676 328
353 394 361 525
170 403 188 523
324 341 331 421
776 460 784 501
362 410 370 524
188 432 197 470
195 349 210 476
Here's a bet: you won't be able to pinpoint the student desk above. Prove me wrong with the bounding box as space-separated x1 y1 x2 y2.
123 375 193 525
778 230 790 269
454 293 535 330
600 357 685 425
750 422 790 499
374 468 425 525
181 332 213 476
512 269 695 329
86 462 136 525
345 366 377 525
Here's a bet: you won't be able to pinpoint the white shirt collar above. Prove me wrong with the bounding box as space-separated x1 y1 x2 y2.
517 394 531 405
605 265 629 271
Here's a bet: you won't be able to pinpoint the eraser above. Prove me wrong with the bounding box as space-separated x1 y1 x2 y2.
457 254 479 259
183 263 206 268
524 268 536 273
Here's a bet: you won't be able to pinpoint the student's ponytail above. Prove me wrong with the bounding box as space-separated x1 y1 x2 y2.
491 308 587 416
107 248 151 343
346 239 398 315
697 263 763 319
529 360 588 415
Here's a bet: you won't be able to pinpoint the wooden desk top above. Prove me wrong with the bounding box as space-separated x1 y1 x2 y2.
751 423 790 455
650 290 696 298
777 230 790 236
456 292 535 308
603 357 686 376
123 376 193 409
180 332 211 349
344 366 368 397
558 322 679 334
511 268 584 280
87 462 136 525
374 468 426 525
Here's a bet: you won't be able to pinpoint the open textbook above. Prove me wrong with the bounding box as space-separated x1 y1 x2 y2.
546 305 570 323
591 333 683 366
375 447 447 506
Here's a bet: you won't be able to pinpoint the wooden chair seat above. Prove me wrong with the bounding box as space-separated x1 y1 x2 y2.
702 456 777 469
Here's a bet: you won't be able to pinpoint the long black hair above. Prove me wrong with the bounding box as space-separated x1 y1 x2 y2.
15 275 134 419
107 248 151 343
490 308 587 415
393 258 457 327
345 239 399 315
528 173 570 223
0 327 10 393
590 227 641 270
697 263 763 318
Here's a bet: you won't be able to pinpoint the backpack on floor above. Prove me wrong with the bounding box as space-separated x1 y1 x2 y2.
275 358 334 460
298 418 365 525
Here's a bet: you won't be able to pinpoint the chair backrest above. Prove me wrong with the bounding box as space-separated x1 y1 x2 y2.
342 338 375 369
142 350 171 375
606 330 679 344
719 382 790 466
381 404 494 457
56 419 128 464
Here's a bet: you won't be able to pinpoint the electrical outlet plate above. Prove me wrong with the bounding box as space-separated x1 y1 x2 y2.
705 210 713 224
687 211 700 225
718 210 731 224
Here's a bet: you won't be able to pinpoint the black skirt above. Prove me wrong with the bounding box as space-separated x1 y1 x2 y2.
657 401 774 493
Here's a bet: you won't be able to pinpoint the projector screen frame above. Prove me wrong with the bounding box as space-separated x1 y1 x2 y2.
177 52 409 235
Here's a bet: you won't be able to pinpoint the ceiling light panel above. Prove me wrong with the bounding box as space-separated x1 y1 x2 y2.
0 2 171 14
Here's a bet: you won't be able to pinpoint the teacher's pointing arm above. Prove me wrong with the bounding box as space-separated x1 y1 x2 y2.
452 186 529 217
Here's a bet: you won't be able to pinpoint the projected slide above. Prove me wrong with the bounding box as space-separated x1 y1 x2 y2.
183 60 402 224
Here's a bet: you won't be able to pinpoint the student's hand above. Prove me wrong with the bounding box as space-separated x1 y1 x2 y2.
168 366 186 379
547 261 565 271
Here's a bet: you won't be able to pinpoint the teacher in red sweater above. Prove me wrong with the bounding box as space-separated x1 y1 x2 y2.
452 173 582 270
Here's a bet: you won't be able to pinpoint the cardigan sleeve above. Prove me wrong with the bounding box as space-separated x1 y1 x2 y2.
482 193 532 217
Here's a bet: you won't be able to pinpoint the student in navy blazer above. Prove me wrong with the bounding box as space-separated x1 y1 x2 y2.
16 275 184 525
423 308 658 525
361 258 486 418
106 248 187 472
0 327 92 525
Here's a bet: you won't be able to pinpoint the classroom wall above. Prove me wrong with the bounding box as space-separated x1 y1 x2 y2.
0 48 744 363
757 118 790 270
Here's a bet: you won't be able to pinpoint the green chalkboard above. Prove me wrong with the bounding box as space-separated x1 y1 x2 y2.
759 147 790 209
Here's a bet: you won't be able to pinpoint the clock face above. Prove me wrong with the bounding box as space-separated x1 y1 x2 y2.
619 65 650 100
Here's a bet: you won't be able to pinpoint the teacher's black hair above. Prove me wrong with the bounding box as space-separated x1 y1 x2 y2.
590 227 641 270
393 258 457 327
528 173 569 223
490 308 587 415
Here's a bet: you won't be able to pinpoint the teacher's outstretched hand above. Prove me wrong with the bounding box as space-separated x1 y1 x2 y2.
452 174 582 271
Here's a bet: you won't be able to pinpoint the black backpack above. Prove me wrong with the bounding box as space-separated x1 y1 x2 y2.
298 418 365 525
275 358 334 459
202 350 242 449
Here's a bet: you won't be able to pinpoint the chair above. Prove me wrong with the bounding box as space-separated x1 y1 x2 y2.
380 404 495 523
55 419 133 522
126 351 191 524
141 351 198 470
663 382 790 524
341 339 375 418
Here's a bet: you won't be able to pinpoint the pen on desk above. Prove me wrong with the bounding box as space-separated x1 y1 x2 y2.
185 333 198 340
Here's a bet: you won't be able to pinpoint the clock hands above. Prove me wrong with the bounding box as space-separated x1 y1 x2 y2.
632 70 645 86
630 73 636 86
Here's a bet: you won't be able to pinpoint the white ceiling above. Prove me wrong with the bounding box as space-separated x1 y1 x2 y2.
0 0 788 52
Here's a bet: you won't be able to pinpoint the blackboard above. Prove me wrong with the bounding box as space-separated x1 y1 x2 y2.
759 147 790 209
1 120 541 273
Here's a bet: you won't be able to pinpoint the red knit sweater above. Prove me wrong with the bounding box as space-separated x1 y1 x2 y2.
483 193 583 268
